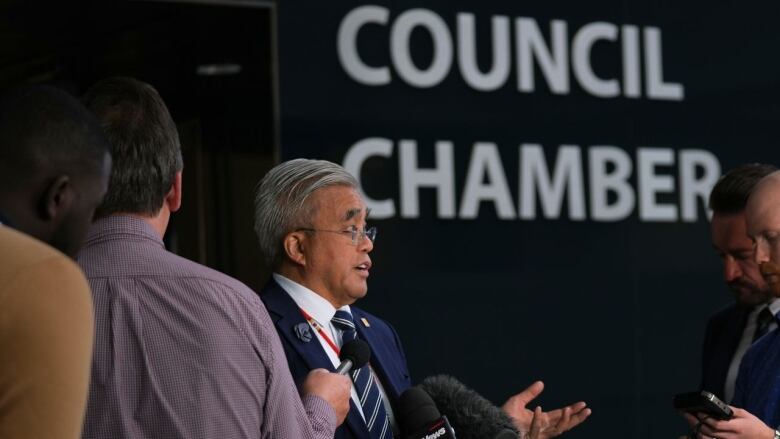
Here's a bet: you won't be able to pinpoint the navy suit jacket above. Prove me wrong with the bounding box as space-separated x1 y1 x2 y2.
700 303 750 400
261 279 412 439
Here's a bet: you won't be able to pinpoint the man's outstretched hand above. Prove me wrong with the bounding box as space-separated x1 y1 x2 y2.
502 381 591 438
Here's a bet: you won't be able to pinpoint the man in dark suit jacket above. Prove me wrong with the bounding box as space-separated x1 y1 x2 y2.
262 279 411 438
253 159 591 439
700 304 750 400
688 170 780 438
699 163 777 403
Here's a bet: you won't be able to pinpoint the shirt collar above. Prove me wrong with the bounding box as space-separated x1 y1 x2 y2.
767 298 780 319
84 214 164 248
273 273 351 326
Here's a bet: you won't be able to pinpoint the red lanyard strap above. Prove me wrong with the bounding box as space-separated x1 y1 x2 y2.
299 308 341 355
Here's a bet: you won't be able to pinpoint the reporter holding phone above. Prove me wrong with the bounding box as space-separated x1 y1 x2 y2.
685 408 778 439
699 165 778 406
684 171 780 439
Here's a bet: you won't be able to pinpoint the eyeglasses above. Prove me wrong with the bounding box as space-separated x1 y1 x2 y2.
297 225 377 245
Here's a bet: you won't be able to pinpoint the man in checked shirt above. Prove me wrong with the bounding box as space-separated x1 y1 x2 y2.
77 77 351 439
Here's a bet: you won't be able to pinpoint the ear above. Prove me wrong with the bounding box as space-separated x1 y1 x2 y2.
39 175 72 221
282 231 307 266
164 171 183 213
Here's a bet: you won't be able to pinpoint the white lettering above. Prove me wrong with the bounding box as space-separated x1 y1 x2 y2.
679 149 720 222
516 18 569 94
621 25 641 98
391 9 453 88
589 146 635 221
644 27 684 100
337 6 391 85
457 13 511 91
572 22 620 98
519 144 585 220
459 142 516 219
338 8 684 100
399 140 456 218
638 148 677 221
343 137 396 219
343 138 718 223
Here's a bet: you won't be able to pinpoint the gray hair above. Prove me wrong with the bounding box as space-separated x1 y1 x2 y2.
254 158 358 267
83 77 183 217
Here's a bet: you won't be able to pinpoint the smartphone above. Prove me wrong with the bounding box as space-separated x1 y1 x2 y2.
673 390 733 420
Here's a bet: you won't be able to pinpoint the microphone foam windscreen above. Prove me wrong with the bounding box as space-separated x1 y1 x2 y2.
419 375 519 439
397 387 441 436
339 339 371 369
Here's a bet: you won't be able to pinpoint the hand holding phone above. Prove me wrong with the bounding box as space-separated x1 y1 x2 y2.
673 390 733 420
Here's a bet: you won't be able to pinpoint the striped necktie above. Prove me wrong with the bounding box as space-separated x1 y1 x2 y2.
332 310 391 439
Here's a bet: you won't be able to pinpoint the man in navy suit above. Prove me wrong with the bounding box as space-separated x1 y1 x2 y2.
699 164 777 403
691 169 780 438
253 159 590 439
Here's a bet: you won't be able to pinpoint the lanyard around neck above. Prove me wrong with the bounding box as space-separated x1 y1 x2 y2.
299 308 341 355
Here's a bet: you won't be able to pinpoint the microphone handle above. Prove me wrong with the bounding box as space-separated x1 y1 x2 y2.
335 359 354 375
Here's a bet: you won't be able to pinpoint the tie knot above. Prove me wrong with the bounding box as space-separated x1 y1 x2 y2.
753 306 775 343
332 310 356 331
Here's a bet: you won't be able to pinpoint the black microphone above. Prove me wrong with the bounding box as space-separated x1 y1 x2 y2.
335 339 371 375
419 375 519 439
398 386 456 439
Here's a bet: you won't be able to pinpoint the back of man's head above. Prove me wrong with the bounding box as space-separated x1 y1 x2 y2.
0 85 111 256
709 163 778 214
83 77 183 218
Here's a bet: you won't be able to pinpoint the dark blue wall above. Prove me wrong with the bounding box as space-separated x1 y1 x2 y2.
277 2 780 437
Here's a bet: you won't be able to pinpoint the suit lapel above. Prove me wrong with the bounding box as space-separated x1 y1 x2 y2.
353 310 403 402
263 280 373 439
262 280 335 372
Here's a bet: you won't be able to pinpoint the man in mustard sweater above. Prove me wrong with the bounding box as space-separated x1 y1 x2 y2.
0 85 111 439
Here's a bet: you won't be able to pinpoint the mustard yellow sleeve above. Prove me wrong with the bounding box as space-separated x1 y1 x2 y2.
0 255 94 439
